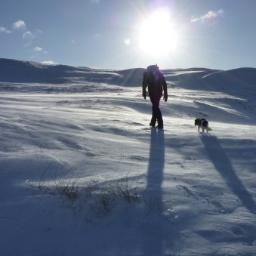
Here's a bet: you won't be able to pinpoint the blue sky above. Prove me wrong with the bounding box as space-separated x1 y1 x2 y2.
0 0 256 69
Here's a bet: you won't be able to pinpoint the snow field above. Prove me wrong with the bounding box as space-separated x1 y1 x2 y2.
0 82 255 256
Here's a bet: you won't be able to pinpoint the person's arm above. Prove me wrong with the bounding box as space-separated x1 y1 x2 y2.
162 75 168 101
142 71 147 99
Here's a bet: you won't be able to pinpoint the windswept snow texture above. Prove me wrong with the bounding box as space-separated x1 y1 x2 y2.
0 59 256 256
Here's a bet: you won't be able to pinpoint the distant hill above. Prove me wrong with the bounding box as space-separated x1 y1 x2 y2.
202 68 256 89
0 58 90 83
0 58 255 91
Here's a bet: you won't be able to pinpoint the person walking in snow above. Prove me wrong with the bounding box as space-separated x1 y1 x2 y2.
142 64 168 129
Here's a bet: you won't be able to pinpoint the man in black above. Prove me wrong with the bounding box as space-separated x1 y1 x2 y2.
142 65 168 129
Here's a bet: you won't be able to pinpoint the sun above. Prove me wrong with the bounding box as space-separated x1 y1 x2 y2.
136 8 179 58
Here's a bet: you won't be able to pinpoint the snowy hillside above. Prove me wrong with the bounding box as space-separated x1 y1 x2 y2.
1 58 256 90
0 59 256 256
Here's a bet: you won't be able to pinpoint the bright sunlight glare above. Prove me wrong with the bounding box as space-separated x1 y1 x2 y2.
136 8 179 58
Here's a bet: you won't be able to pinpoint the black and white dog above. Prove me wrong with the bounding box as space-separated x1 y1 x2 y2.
195 118 209 133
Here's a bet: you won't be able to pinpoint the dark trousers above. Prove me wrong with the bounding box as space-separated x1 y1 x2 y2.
150 96 163 128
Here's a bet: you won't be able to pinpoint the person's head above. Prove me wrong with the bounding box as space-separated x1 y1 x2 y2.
146 64 161 82
147 64 159 73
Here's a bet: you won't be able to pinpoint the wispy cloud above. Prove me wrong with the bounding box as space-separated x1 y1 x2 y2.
33 46 48 55
22 31 35 40
13 20 26 30
191 9 224 23
41 60 57 65
12 20 41 43
33 46 43 52
0 26 11 34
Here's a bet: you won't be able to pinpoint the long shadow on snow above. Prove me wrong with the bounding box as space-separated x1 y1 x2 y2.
142 128 165 255
201 135 256 214
87 129 187 255
140 128 194 255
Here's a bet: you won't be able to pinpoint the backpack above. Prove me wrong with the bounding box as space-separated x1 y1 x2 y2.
146 65 161 85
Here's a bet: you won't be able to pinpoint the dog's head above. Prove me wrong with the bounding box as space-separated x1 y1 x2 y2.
195 118 201 126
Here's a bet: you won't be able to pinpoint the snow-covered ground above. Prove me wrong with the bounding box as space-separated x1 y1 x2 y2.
0 72 256 255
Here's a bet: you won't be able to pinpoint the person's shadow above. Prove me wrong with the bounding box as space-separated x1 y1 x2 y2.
142 128 165 255
201 135 256 214
145 128 165 206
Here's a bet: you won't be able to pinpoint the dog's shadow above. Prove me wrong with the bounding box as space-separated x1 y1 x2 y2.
201 134 256 214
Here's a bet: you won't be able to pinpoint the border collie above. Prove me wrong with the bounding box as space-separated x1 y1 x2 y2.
195 118 209 133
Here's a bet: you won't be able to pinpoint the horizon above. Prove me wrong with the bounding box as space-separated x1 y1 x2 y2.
1 56 256 71
2 57 256 72
1 0 256 70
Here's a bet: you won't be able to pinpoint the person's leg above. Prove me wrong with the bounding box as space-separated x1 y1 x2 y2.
150 97 157 127
150 108 156 127
156 106 163 128
150 104 156 127
151 96 163 128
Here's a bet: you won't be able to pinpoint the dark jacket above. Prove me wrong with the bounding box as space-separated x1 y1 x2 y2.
142 69 168 99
